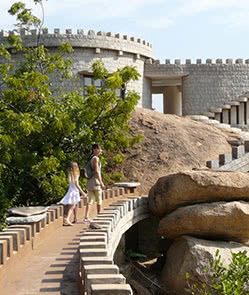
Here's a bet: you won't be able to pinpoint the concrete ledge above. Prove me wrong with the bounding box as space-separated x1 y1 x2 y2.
228 101 240 106
90 284 133 295
209 107 222 113
86 274 126 294
81 256 113 266
113 182 140 194
83 264 119 275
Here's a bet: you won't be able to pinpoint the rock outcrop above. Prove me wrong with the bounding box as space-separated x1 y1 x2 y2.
121 108 239 195
148 170 249 294
161 236 249 295
158 201 249 243
148 170 249 216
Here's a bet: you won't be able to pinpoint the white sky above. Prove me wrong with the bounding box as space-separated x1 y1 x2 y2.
2 0 249 112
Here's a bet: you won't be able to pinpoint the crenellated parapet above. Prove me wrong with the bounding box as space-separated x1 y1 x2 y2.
0 28 153 59
150 58 249 65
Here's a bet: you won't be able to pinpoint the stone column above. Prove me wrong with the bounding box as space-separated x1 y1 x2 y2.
236 97 247 126
210 107 222 123
238 103 245 126
215 113 221 122
246 101 249 125
163 86 182 116
222 109 230 124
230 101 240 126
142 77 152 109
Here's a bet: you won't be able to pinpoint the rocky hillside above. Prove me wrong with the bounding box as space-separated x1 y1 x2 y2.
120 107 241 194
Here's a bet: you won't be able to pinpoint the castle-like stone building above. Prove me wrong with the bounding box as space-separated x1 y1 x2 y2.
2 28 249 121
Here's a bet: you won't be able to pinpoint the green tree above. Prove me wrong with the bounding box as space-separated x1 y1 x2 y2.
0 0 141 222
186 250 249 295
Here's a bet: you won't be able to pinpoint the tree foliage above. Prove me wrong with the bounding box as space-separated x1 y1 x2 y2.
0 0 142 222
186 250 249 295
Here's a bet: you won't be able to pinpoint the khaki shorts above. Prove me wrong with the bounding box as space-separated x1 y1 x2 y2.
87 190 102 205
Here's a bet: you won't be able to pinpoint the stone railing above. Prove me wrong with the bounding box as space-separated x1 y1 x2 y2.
206 140 249 172
199 95 249 130
79 194 150 295
0 203 63 281
0 184 141 283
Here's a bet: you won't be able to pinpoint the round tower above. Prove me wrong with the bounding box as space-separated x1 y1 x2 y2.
0 28 154 108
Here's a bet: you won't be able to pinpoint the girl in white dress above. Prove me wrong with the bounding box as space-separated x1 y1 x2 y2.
59 161 86 226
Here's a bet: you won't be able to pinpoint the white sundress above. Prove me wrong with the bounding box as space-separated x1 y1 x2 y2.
59 181 81 205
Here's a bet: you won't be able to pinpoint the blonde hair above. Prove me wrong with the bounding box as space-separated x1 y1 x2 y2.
67 161 80 184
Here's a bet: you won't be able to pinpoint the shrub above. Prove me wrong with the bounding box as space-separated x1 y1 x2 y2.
186 249 249 295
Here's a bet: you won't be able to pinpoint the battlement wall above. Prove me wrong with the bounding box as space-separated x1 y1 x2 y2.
145 58 249 115
151 58 249 65
2 28 249 116
0 29 153 59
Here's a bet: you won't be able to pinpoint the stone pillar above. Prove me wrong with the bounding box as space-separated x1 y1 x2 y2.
142 77 152 109
163 86 182 116
230 106 237 126
246 102 249 125
238 103 245 126
215 113 221 122
222 109 229 124
230 102 240 126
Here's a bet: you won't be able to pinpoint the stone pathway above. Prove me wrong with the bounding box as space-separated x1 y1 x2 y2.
1 220 88 295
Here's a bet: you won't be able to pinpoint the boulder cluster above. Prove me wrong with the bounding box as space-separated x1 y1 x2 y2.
148 170 249 294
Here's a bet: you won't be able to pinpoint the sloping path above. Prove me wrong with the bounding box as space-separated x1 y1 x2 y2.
1 220 87 295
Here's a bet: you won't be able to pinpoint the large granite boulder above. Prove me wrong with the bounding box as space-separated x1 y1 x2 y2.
161 235 249 295
158 201 249 243
148 170 249 216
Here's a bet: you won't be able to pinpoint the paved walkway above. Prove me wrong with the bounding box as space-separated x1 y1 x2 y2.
0 192 132 295
1 218 88 295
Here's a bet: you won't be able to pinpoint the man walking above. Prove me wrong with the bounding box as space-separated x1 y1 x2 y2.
84 143 105 223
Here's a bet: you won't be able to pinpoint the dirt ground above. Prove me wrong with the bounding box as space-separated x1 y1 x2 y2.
119 107 241 195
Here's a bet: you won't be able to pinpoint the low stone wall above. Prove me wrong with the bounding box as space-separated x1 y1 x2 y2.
206 141 249 172
79 196 150 295
0 186 142 284
0 203 64 281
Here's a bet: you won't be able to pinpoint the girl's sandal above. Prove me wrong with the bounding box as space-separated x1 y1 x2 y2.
63 219 73 226
63 222 73 226
84 218 90 224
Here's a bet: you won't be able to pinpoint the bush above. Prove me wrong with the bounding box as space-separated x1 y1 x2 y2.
186 249 249 295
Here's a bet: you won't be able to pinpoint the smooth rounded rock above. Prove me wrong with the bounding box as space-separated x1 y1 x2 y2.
149 170 249 216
